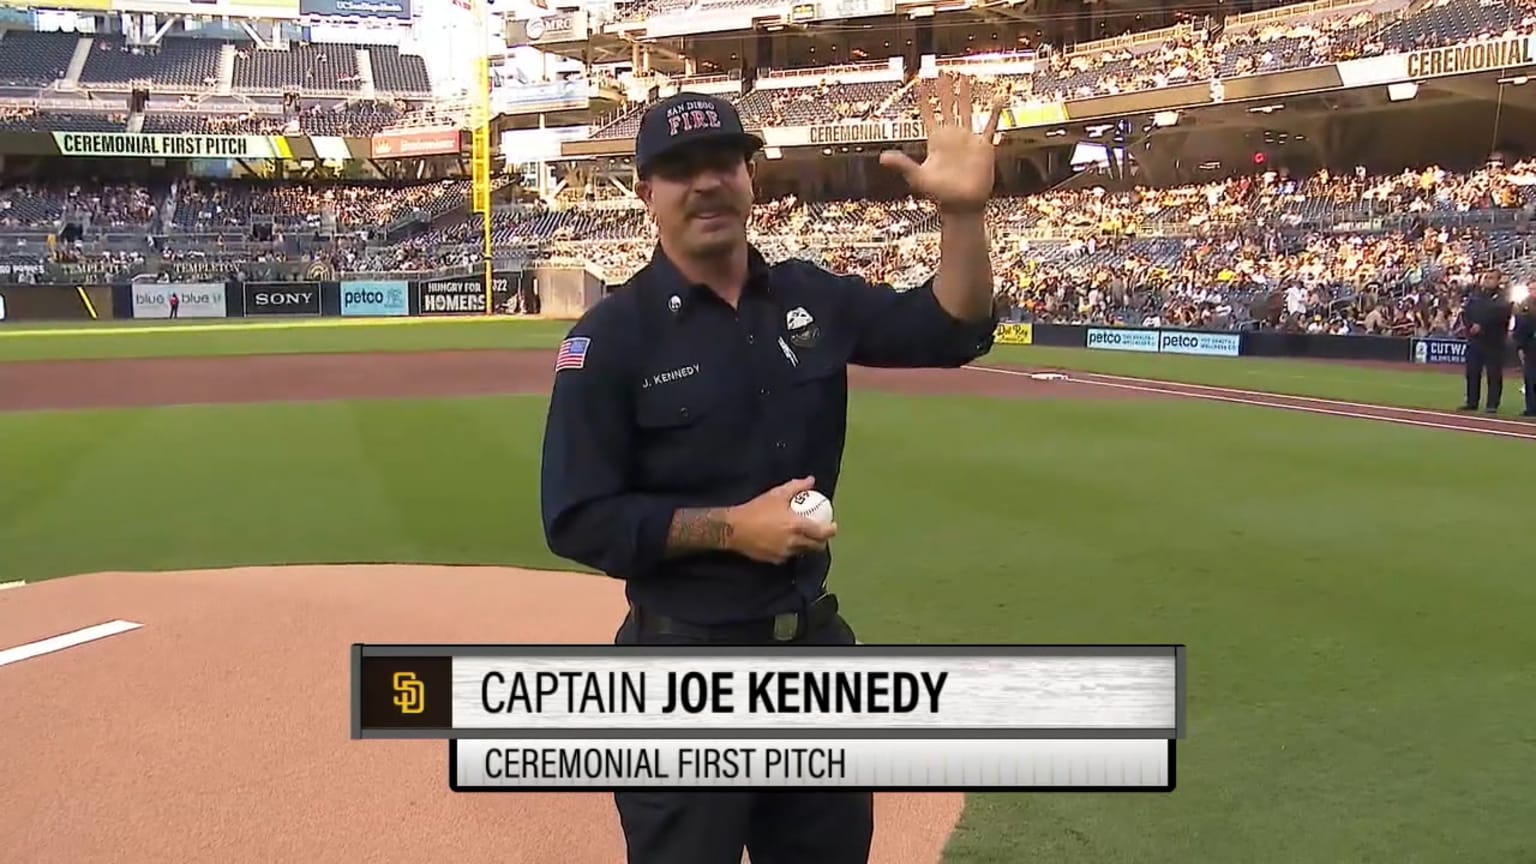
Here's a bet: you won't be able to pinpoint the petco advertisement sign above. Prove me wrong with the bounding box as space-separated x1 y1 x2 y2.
342 281 409 317
1086 328 1159 353
132 283 227 319
1157 331 1240 357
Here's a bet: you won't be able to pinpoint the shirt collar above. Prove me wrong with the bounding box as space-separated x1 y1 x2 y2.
643 242 774 317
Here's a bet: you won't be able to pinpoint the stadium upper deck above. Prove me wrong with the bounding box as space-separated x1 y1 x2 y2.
0 27 433 138
515 0 1536 155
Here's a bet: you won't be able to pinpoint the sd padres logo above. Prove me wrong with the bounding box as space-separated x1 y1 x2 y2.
393 671 425 715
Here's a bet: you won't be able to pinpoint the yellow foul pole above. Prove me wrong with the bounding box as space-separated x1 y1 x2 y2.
469 0 495 314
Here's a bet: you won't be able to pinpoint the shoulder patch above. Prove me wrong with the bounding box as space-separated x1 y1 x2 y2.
554 336 591 371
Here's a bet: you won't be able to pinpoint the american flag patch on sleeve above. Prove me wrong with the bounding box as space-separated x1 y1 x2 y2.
554 336 591 371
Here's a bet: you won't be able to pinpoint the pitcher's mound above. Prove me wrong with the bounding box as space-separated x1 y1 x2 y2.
0 564 964 864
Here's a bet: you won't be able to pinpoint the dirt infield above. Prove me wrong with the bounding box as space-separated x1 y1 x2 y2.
1 348 1530 439
0 348 1140 411
0 566 962 864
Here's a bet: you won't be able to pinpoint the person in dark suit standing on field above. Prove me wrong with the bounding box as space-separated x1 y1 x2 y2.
1459 271 1514 414
1511 294 1536 417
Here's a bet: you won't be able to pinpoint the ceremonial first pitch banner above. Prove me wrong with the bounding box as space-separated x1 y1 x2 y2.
47 132 362 160
1335 34 1536 88
352 644 1184 792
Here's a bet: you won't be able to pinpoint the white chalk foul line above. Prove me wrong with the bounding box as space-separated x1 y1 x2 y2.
966 365 1536 442
0 580 25 591
0 619 143 668
1060 368 1536 428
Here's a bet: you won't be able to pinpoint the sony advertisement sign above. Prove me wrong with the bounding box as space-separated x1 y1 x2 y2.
244 282 322 316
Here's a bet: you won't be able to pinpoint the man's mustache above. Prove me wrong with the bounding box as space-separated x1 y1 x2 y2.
687 198 738 217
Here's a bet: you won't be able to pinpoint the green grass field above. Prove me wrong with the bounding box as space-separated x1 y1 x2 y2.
3 318 1532 863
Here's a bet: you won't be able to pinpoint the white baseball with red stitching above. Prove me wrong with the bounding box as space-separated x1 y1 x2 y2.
789 489 834 525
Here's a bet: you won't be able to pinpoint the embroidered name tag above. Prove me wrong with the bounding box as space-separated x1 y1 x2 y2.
642 364 700 388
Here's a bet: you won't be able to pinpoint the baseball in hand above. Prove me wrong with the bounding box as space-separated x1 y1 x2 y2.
790 489 834 525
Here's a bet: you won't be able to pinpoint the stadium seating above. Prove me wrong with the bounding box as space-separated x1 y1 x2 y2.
368 45 432 95
232 42 360 93
5 0 1536 344
0 31 77 88
734 80 901 127
79 37 223 88
3 157 1532 339
0 108 126 132
1378 0 1536 51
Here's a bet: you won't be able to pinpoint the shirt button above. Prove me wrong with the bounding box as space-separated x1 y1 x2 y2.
747 334 756 344
775 441 786 450
679 407 690 419
759 387 771 397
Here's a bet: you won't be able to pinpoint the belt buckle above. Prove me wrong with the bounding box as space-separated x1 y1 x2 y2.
772 612 799 641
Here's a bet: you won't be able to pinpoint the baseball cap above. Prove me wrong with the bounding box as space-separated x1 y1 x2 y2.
634 92 764 177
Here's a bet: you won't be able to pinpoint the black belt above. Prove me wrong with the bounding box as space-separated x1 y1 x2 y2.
632 593 839 644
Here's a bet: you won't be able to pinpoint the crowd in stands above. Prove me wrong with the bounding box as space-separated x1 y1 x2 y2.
167 178 470 234
2 158 1534 335
594 0 1536 138
0 177 469 242
0 181 159 231
463 159 1536 335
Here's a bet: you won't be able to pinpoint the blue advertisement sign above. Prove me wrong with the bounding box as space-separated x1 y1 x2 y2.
300 0 411 18
1158 330 1241 357
1412 338 1466 365
341 281 409 317
1086 327 1159 353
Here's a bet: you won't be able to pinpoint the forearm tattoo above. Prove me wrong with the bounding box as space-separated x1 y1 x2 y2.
666 507 734 556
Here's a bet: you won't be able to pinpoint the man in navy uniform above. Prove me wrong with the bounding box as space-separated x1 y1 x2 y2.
539 72 1004 864
1511 292 1536 417
1459 271 1514 414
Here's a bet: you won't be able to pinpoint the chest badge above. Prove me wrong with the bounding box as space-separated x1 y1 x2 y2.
785 306 821 348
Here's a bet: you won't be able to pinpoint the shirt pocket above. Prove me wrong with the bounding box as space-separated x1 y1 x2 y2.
783 353 846 445
633 379 742 490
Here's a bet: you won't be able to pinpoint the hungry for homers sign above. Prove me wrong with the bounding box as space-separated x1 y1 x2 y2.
52 133 290 159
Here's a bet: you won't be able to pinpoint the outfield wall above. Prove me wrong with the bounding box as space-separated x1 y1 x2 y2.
0 281 1511 370
1014 322 1518 368
0 272 558 325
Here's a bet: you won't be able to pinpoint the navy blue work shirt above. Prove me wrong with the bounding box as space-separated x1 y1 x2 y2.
539 243 996 625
